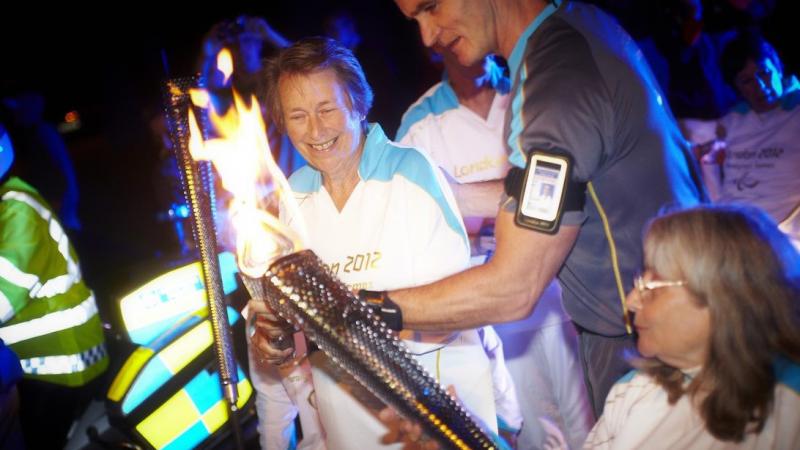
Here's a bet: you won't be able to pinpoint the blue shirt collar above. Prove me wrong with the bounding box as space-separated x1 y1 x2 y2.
358 123 390 180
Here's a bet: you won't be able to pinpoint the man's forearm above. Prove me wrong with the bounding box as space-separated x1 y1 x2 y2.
452 179 505 217
390 259 534 331
390 209 579 331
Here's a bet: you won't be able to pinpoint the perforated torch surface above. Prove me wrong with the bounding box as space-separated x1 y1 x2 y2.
258 250 498 450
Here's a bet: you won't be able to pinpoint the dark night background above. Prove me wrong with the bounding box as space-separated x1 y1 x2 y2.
1 0 798 327
0 2 440 325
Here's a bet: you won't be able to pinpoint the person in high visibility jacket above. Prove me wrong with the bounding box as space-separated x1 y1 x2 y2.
0 122 108 448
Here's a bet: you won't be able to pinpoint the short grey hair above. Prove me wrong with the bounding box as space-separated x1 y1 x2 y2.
264 36 373 132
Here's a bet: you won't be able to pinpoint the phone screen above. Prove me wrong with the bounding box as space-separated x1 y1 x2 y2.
520 159 565 221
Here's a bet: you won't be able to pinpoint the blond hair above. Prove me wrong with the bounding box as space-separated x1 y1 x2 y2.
638 204 800 441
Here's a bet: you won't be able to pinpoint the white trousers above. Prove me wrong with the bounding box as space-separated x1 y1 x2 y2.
248 334 327 450
311 329 497 450
494 281 594 450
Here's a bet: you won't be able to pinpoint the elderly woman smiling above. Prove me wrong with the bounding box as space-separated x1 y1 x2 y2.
248 37 502 449
584 205 800 449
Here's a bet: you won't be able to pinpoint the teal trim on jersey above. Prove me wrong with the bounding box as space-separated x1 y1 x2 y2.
615 369 638 385
507 0 561 169
361 124 468 247
730 75 800 114
774 356 800 395
507 71 528 169
394 81 459 141
287 125 468 247
488 428 513 450
288 165 322 194
497 416 521 434
506 0 561 81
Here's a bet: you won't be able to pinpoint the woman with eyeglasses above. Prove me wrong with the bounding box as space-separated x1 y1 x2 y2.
583 204 800 449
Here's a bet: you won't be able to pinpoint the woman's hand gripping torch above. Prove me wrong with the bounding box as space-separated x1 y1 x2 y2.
246 298 296 366
233 205 304 368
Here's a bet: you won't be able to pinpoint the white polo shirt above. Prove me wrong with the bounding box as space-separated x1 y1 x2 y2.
716 89 800 225
396 81 511 184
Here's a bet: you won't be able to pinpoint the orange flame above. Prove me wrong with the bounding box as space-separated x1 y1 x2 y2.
188 89 307 278
217 48 234 86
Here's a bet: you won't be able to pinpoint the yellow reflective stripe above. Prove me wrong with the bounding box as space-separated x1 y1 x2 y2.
48 216 80 279
587 182 632 334
19 343 106 375
136 390 200 449
135 370 253 448
0 290 13 323
0 255 80 300
199 377 253 432
0 255 41 291
1 191 81 298
236 377 252 409
2 190 50 214
31 273 82 299
108 347 155 402
200 399 228 433
159 321 213 374
2 191 53 220
0 293 98 345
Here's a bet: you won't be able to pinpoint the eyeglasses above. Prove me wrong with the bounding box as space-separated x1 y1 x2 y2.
634 274 686 298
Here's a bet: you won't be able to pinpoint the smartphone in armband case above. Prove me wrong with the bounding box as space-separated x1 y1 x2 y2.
515 152 572 234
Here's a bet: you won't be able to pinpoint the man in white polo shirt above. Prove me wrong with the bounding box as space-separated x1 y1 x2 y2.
396 48 593 450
